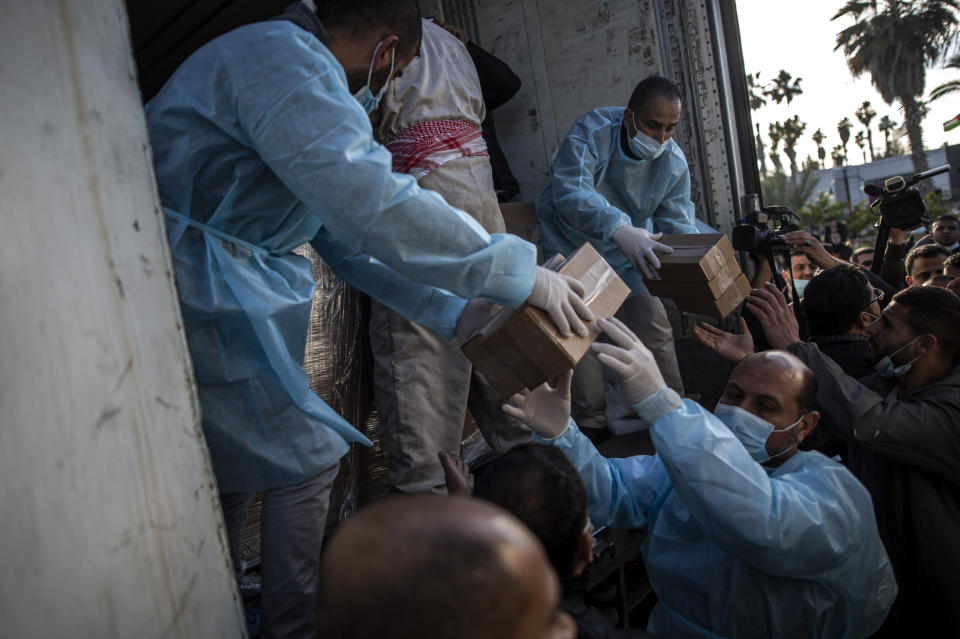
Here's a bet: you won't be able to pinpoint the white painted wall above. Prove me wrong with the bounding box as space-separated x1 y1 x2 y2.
0 1 246 637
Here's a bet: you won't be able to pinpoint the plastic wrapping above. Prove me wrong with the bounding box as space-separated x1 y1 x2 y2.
293 245 390 531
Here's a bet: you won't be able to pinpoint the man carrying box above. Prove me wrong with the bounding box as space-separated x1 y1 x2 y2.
537 75 697 431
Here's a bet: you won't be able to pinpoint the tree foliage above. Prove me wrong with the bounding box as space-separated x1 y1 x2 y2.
833 0 960 173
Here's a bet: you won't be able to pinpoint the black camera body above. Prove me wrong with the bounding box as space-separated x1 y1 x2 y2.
867 164 950 275
732 206 798 253
872 185 928 230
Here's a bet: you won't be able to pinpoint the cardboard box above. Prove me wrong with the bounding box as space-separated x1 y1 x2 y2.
462 243 630 398
653 233 736 282
642 233 747 319
645 256 742 300
667 273 751 318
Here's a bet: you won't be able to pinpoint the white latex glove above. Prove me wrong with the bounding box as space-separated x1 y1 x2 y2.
502 370 573 439
591 317 666 405
526 267 594 338
612 225 673 280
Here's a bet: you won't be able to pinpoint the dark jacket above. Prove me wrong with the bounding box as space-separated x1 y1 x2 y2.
787 341 960 635
799 334 873 459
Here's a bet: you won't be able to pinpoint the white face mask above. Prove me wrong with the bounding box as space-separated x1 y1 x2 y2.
792 278 810 298
714 404 804 463
874 335 923 378
625 113 668 161
353 40 395 114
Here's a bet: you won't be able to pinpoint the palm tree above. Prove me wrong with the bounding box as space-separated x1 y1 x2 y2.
877 115 898 156
748 72 769 176
831 145 846 167
764 70 804 105
812 129 827 167
833 0 960 173
854 130 868 163
781 116 807 182
768 123 784 174
930 54 960 100
855 101 877 160
837 117 853 162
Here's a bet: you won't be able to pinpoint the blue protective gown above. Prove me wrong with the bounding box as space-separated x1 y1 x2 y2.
537 107 698 296
145 20 537 492
539 399 896 638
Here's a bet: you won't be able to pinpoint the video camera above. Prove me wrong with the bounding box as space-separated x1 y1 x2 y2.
866 164 950 274
732 201 799 254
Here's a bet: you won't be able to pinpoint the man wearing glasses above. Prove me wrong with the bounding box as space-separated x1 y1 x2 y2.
697 281 960 636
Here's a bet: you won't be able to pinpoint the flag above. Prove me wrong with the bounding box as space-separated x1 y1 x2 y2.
944 114 960 132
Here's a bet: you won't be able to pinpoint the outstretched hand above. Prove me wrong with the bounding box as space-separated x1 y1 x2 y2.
439 450 474 497
692 316 755 363
502 370 573 439
745 282 802 349
591 317 665 405
781 230 839 270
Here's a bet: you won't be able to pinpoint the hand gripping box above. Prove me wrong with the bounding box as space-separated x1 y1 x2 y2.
643 233 749 318
462 243 630 398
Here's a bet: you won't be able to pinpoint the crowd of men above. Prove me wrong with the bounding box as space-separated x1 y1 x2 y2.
143 0 960 637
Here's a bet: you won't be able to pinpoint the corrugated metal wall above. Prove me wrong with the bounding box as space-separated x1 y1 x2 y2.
466 0 741 234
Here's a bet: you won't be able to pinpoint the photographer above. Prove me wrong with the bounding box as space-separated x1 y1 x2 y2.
739 284 960 635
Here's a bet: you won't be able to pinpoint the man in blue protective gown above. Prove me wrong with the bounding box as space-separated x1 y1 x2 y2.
144 1 591 636
503 318 896 638
538 76 697 433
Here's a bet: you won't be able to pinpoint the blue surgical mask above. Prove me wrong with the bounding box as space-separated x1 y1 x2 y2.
792 278 810 298
353 41 395 114
874 335 923 379
714 404 803 463
626 114 668 161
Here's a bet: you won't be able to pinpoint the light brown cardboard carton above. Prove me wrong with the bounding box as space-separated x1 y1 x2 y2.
462 243 630 397
653 233 737 282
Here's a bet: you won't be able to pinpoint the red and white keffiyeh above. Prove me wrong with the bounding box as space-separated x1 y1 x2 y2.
386 119 488 180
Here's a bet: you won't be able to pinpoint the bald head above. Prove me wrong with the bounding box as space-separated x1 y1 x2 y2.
734 350 817 414
317 495 570 639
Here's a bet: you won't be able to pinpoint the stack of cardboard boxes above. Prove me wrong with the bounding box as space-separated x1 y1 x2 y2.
643 234 749 318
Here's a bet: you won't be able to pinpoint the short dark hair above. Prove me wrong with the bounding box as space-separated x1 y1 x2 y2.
318 0 422 56
317 496 530 639
627 76 681 113
944 252 960 270
852 246 874 260
474 444 587 578
803 265 871 336
934 215 959 226
928 275 956 288
823 220 849 243
892 286 960 354
798 363 818 414
905 243 951 277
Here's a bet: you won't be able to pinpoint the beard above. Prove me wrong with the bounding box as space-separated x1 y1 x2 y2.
346 65 392 96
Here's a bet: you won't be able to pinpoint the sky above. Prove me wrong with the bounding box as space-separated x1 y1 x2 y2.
735 0 960 169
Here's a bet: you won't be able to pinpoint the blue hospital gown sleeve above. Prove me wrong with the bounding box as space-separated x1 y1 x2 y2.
547 130 634 245
649 399 870 578
220 27 536 308
536 420 667 529
310 229 466 340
